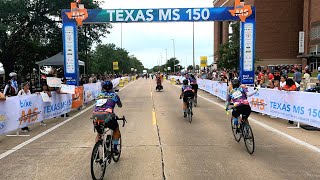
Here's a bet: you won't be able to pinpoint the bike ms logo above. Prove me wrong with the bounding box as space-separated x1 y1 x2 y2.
65 1 88 26
229 0 253 22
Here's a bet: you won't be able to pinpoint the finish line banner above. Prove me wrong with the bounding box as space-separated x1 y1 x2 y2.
62 7 256 23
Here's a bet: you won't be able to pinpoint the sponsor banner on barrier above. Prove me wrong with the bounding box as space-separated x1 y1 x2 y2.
171 76 320 128
0 93 72 134
72 86 84 109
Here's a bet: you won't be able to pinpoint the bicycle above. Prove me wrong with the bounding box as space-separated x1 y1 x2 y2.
186 97 193 123
90 115 127 180
227 106 255 154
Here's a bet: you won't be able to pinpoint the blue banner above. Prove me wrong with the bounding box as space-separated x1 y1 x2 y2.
62 7 255 23
240 19 256 85
62 22 79 86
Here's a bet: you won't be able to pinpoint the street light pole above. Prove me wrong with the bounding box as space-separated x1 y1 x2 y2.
193 21 195 74
171 39 176 74
165 48 167 70
121 23 123 49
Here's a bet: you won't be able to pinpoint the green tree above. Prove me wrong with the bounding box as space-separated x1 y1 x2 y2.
187 65 194 71
217 22 240 70
90 43 145 74
0 0 111 79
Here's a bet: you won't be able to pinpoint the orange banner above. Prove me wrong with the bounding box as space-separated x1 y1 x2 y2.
72 86 84 109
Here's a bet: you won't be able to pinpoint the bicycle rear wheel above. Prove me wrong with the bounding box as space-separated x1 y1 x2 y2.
91 140 107 180
112 135 122 162
231 117 241 142
242 122 255 154
194 97 197 107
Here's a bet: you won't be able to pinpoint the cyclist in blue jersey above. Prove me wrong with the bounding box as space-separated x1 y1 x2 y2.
94 81 122 154
180 79 195 117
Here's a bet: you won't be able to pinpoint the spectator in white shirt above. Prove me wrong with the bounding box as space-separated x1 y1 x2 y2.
18 83 31 96
18 83 31 133
302 70 311 90
280 76 287 89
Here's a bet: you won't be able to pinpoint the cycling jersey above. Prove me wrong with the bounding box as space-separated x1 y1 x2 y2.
187 77 197 84
182 85 193 93
95 92 122 112
227 87 249 106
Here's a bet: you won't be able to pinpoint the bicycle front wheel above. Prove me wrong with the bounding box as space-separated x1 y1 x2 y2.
231 117 241 142
91 140 107 180
242 122 255 154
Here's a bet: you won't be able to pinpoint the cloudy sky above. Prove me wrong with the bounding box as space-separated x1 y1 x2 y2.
99 0 215 69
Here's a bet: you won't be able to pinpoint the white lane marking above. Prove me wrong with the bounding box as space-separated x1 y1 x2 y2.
0 80 137 160
173 84 320 153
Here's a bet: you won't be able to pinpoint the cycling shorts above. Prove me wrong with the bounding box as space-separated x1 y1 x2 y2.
94 118 119 134
190 84 198 93
232 105 251 120
183 90 194 103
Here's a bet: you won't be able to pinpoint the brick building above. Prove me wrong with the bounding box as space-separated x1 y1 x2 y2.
299 0 320 71
213 0 304 68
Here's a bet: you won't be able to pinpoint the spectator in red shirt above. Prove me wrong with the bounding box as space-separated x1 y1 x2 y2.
268 72 274 81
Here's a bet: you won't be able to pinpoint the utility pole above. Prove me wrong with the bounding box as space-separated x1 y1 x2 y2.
193 21 195 74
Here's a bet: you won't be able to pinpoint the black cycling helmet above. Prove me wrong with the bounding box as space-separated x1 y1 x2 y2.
232 79 240 88
102 81 113 91
183 79 189 85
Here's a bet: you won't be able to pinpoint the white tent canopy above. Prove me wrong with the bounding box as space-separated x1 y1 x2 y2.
36 52 85 67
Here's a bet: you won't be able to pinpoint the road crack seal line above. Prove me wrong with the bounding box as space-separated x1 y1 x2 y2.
150 80 167 180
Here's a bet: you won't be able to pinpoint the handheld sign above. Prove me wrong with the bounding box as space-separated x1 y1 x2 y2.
61 84 75 94
40 92 52 103
47 77 62 87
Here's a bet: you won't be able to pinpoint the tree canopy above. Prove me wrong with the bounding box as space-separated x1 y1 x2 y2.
90 43 145 74
0 0 111 79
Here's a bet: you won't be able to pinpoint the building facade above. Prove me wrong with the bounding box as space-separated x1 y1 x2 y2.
213 0 304 68
299 0 320 71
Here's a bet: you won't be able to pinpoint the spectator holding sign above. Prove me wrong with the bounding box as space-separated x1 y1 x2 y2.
57 77 70 117
38 84 52 126
18 83 31 133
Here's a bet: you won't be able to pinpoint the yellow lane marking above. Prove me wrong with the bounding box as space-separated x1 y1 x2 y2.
152 109 157 125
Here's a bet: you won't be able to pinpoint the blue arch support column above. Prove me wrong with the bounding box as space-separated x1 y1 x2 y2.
62 21 79 86
239 18 256 85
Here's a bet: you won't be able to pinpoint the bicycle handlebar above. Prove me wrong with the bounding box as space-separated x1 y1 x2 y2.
115 116 127 127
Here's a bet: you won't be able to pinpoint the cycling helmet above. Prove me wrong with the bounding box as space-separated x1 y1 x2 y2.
102 81 113 91
232 79 240 88
183 79 189 85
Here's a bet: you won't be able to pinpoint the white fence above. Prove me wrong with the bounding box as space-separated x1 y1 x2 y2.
170 76 320 128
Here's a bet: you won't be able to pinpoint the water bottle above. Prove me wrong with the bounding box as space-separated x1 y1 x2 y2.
233 117 238 126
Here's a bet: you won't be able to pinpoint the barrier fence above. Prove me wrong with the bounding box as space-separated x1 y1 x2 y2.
0 76 132 135
170 76 320 128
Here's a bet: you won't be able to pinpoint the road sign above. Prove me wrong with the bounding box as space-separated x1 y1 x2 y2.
200 56 207 67
113 62 119 70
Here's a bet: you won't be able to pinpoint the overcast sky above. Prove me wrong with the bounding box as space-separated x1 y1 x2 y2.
100 0 215 69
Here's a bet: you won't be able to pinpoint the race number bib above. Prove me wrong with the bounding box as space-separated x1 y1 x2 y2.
231 90 242 99
96 99 107 107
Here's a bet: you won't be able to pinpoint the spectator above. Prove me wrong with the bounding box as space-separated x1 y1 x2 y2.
57 77 69 117
274 70 281 81
293 69 302 86
272 80 281 90
4 72 18 96
282 78 297 125
39 84 51 126
268 71 274 81
18 83 31 133
302 70 311 90
280 76 287 89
